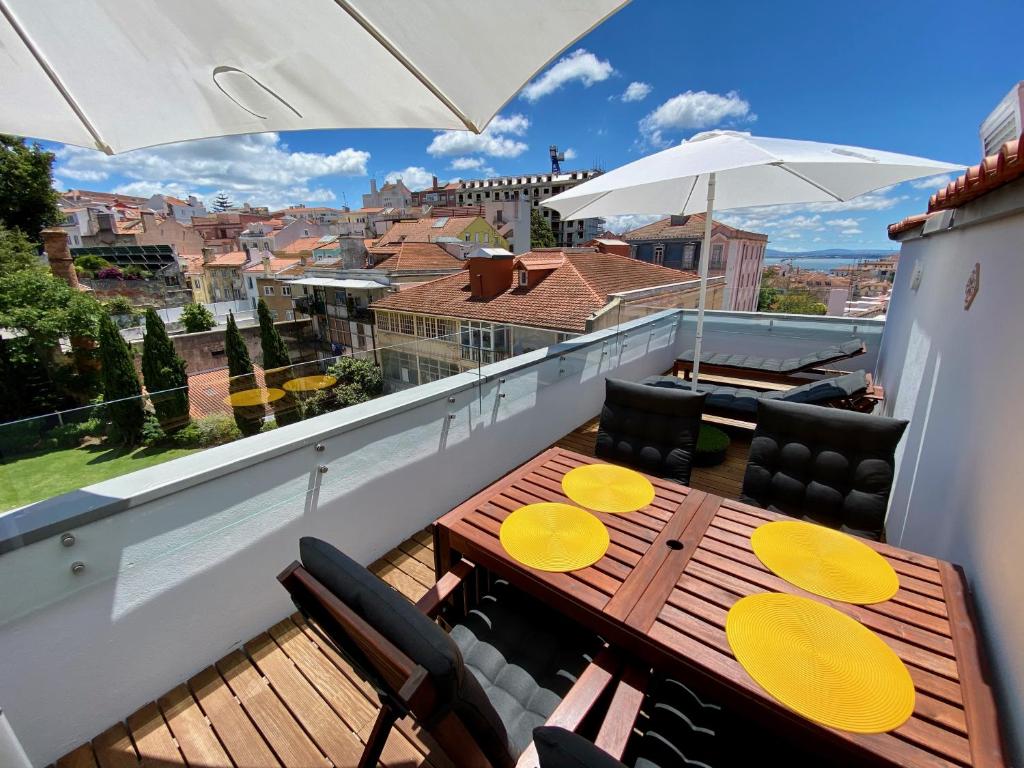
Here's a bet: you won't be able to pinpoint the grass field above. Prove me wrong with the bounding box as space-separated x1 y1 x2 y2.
0 442 198 512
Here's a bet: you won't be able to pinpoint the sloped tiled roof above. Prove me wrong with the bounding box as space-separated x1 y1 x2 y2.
375 216 480 246
206 250 249 267
371 242 463 272
622 215 768 242
244 256 301 274
889 134 1023 237
372 249 698 333
277 236 334 254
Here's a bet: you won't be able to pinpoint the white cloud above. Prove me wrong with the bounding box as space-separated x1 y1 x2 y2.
563 148 578 160
910 173 953 190
427 113 529 158
53 132 369 211
385 166 435 190
520 49 614 102
602 213 662 234
620 81 652 102
447 156 496 178
639 90 752 147
841 227 863 235
55 167 109 182
825 217 861 228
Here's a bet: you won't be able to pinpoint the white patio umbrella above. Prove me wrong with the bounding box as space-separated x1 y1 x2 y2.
543 130 961 384
0 0 627 154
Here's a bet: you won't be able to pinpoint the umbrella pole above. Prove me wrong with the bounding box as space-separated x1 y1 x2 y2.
689 172 715 389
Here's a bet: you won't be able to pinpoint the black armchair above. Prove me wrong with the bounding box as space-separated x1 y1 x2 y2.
596 378 706 486
740 399 908 541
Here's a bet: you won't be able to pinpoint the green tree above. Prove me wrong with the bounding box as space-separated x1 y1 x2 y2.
530 209 557 248
225 312 261 436
141 308 189 430
757 285 780 312
98 313 145 444
773 292 827 316
180 302 215 332
0 227 42 272
0 135 60 238
212 192 232 212
74 254 112 275
257 299 300 426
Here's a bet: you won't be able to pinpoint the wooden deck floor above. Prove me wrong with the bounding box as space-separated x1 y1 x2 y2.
56 419 752 768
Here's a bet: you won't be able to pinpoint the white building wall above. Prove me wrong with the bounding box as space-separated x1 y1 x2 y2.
878 199 1024 762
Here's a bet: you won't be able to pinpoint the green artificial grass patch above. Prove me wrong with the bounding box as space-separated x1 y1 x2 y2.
697 424 731 455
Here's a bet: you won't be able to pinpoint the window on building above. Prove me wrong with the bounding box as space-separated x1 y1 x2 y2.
271 310 279 320
194 278 202 289
653 244 665 265
415 315 454 339
682 243 696 270
285 310 294 320
248 277 254 289
281 285 291 297
711 244 725 269
518 270 528 287
263 286 274 296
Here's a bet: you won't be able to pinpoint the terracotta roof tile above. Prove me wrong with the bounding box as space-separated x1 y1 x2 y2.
375 215 483 246
370 242 463 271
622 215 767 242
277 236 334 254
206 250 249 267
244 256 301 273
372 249 698 333
889 133 1023 238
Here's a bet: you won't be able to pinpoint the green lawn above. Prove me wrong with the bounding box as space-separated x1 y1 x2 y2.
0 442 198 512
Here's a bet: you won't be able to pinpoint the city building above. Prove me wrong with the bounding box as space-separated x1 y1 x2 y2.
269 205 344 225
78 209 206 254
373 214 508 250
191 211 272 254
455 168 605 247
144 193 207 224
362 178 413 209
289 273 391 358
238 217 333 254
410 176 461 207
621 215 768 312
244 255 306 319
60 188 149 207
366 241 465 283
371 245 723 390
199 249 252 301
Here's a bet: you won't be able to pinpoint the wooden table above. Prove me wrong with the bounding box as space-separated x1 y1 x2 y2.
433 447 1005 767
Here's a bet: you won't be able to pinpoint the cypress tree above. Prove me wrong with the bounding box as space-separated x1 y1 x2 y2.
257 299 300 426
141 308 189 430
224 312 260 436
98 312 145 444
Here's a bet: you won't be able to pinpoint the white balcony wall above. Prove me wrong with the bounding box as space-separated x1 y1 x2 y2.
880 184 1024 763
0 313 682 766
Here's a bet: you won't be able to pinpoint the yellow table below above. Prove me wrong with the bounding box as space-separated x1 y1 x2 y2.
283 374 338 393
726 593 915 733
561 463 655 514
751 521 899 604
223 388 285 407
499 503 609 573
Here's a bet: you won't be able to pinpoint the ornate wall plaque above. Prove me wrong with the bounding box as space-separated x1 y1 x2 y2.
964 262 980 310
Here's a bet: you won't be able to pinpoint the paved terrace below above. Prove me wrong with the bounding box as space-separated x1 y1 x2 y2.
53 417 751 767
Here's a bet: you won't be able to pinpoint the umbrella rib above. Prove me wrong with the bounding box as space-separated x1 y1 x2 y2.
554 190 612 221
332 0 480 133
0 0 112 153
680 175 700 214
775 163 845 201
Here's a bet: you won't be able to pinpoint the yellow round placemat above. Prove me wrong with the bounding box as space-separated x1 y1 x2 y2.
726 593 915 733
561 464 655 514
751 521 899 604
499 503 609 572
223 387 285 407
283 374 338 393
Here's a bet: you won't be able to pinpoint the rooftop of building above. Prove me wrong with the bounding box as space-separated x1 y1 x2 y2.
204 250 249 267
374 215 486 247
372 248 701 332
621 214 769 242
369 242 464 272
276 235 337 254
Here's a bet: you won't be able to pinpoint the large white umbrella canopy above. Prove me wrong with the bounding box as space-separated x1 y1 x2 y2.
0 0 627 154
543 130 961 382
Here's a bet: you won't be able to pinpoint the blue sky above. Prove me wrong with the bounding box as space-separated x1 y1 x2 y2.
43 0 1021 252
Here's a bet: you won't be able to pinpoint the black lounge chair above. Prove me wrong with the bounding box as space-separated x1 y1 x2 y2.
596 378 706 486
740 399 908 541
281 538 639 768
643 369 877 421
673 338 866 383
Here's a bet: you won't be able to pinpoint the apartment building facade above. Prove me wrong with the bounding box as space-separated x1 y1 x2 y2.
455 168 605 247
622 215 768 312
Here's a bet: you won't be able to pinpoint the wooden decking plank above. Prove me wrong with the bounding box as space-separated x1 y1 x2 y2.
357 717 430 767
382 547 437 588
55 745 98 768
188 665 281 768
217 649 329 767
267 618 378 733
291 614 378 701
157 684 232 767
370 557 430 602
244 633 365 767
91 723 140 768
397 538 436 569
126 701 184 765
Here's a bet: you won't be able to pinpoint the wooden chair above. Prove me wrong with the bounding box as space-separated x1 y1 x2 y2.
279 537 642 768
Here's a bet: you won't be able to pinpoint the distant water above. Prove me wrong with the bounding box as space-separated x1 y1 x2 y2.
765 256 881 272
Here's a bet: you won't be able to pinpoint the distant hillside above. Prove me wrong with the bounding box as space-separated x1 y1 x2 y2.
765 248 898 259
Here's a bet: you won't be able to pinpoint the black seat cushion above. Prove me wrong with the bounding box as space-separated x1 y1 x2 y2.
596 378 706 485
677 338 865 373
452 580 600 762
740 400 908 540
534 726 627 768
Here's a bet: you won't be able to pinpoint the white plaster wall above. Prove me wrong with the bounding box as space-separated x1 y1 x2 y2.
0 315 682 766
878 214 1024 763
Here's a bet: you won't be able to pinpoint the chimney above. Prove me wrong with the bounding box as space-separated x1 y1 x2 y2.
299 254 308 266
201 246 215 265
41 228 79 290
262 255 272 277
432 175 439 191
370 178 378 194
467 253 515 299
140 210 156 231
